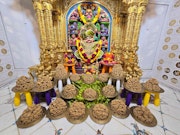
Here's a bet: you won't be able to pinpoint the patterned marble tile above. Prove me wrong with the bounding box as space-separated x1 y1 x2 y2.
31 121 55 135
161 104 180 120
0 124 19 135
165 130 178 135
0 104 13 117
85 116 105 131
112 115 136 131
51 117 74 135
64 122 96 135
161 92 177 101
137 123 165 135
0 93 12 105
102 117 132 135
12 101 27 110
150 108 163 126
161 96 180 108
148 103 161 111
162 114 180 134
0 86 10 96
9 91 15 100
173 89 180 101
13 104 27 119
8 82 16 89
0 112 16 131
159 85 176 99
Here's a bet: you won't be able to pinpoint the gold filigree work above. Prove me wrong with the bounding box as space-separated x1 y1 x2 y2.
30 0 148 80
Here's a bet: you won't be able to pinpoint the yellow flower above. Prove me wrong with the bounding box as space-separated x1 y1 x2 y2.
77 4 101 24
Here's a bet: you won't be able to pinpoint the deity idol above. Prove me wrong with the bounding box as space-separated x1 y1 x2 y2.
69 9 79 21
69 34 77 46
99 10 109 22
75 23 104 64
85 9 93 20
69 3 112 72
101 36 108 48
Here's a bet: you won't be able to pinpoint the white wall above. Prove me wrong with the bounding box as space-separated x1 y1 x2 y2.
0 0 40 86
138 0 180 90
151 0 180 90
0 0 179 90
138 0 170 79
0 11 15 85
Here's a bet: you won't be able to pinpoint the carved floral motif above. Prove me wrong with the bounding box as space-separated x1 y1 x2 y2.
30 0 149 79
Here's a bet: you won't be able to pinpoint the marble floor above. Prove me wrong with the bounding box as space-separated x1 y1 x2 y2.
0 81 180 135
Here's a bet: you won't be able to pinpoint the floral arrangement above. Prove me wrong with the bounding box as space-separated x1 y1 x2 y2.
76 39 102 64
77 4 101 24
71 80 110 108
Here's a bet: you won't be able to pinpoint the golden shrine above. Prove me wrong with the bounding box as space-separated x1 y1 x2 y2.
29 0 149 80
7 0 168 128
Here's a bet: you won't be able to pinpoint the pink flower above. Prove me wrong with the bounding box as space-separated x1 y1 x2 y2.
67 60 72 64
80 48 83 51
83 53 87 58
104 60 108 63
87 59 91 63
92 54 96 58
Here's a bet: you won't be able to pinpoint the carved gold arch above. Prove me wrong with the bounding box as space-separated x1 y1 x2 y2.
60 0 115 44
59 0 124 47
29 0 149 80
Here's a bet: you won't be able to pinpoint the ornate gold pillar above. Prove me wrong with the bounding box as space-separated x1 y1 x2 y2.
53 18 58 47
124 4 137 47
122 4 137 79
59 4 66 45
30 0 57 79
42 1 55 48
119 13 127 47
31 0 46 77
52 9 65 65
129 3 147 79
33 0 47 48
113 13 127 64
132 4 146 47
111 4 119 40
122 1 148 80
52 10 61 47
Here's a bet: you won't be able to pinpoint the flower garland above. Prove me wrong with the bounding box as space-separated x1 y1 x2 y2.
77 4 101 24
64 53 75 64
76 39 102 64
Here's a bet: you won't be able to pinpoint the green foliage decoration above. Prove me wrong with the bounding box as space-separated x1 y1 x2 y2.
70 80 110 108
